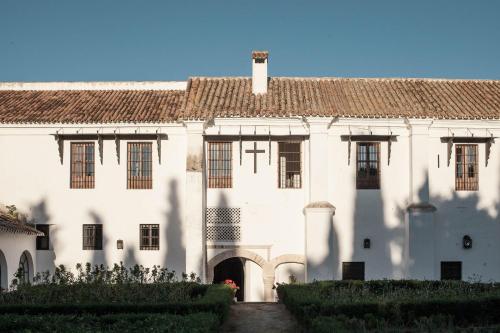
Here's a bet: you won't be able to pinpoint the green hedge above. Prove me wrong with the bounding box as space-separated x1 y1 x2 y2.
0 284 233 322
277 280 500 330
0 312 219 333
0 282 207 304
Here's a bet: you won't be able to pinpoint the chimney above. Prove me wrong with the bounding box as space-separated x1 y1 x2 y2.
252 51 268 94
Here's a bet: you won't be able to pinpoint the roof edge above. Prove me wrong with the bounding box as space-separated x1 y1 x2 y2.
0 81 188 91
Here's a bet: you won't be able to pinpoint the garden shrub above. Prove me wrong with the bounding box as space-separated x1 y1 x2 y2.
277 280 500 331
0 312 220 333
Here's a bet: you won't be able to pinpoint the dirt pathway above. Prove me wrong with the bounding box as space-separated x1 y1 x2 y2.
221 302 301 333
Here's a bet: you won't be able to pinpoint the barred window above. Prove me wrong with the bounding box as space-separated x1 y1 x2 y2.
127 142 153 189
140 224 159 250
71 142 95 189
441 261 462 280
208 142 232 188
342 262 365 280
456 145 478 191
356 142 380 189
35 225 50 250
278 142 301 188
82 224 103 250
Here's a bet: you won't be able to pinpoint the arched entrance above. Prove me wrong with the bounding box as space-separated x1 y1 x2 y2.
18 251 33 284
0 250 7 291
213 257 245 301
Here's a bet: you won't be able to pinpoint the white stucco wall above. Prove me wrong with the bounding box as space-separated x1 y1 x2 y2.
0 233 37 289
0 124 189 277
0 116 499 300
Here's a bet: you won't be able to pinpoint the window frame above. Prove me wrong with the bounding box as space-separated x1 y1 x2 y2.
342 262 365 281
139 224 160 250
127 142 153 189
356 142 380 190
70 142 95 189
35 225 50 250
207 142 232 188
455 144 478 191
82 224 103 250
278 141 302 189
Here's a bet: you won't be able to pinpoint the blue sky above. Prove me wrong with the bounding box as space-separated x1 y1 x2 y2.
1 0 500 81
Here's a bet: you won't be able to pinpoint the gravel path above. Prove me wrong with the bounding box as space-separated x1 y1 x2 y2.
221 302 301 333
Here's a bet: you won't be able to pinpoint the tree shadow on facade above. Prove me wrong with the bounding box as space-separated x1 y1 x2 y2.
31 199 57 274
88 211 108 267
352 187 405 279
164 179 186 278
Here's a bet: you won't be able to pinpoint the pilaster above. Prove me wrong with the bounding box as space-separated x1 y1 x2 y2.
184 121 205 280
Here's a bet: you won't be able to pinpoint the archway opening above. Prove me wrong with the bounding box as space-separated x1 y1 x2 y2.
18 250 33 284
213 257 245 301
0 250 7 291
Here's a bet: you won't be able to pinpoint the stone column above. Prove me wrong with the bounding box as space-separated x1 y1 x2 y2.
263 275 275 302
304 117 336 282
184 121 205 281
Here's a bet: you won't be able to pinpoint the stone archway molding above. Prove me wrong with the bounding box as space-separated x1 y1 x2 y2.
206 249 267 283
207 249 305 302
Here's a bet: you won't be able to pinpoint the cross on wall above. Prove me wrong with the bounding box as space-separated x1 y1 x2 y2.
245 142 265 174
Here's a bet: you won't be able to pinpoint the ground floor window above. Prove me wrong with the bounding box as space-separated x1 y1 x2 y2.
140 224 160 250
83 224 103 250
342 262 365 280
36 224 50 250
441 261 462 280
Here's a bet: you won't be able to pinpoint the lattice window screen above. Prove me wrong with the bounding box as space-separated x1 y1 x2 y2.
206 208 241 241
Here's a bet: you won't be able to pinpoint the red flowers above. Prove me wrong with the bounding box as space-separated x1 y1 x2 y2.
223 279 239 291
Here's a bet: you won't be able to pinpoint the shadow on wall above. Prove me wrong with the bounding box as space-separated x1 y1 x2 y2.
88 211 109 267
30 200 57 273
352 186 405 279
396 172 500 281
164 179 186 278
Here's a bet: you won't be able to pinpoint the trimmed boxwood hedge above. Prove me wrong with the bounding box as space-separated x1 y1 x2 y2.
0 312 220 333
0 284 233 322
277 280 500 331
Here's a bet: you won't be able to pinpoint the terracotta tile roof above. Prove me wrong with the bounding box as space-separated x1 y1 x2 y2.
0 90 184 124
0 77 499 123
0 212 43 236
181 77 500 120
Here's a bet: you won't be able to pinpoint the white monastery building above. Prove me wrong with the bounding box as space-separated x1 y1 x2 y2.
0 51 499 301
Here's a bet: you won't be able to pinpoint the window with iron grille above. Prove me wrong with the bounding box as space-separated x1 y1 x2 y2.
127 142 153 189
208 142 232 188
140 224 160 250
36 225 50 250
278 142 301 188
82 224 103 250
356 142 380 189
441 261 462 280
70 142 95 189
342 262 365 280
456 145 478 191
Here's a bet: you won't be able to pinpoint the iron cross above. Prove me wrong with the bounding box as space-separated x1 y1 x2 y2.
245 141 265 173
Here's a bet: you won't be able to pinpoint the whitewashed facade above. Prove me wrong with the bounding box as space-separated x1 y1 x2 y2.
0 52 499 301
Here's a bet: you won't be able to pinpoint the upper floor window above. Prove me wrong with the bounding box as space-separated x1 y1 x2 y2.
208 142 232 188
356 142 380 189
35 225 50 250
82 224 103 250
70 142 95 189
127 142 153 189
140 224 160 250
455 144 478 191
278 142 301 188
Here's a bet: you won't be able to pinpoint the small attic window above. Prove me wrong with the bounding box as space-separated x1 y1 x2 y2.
255 58 265 63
